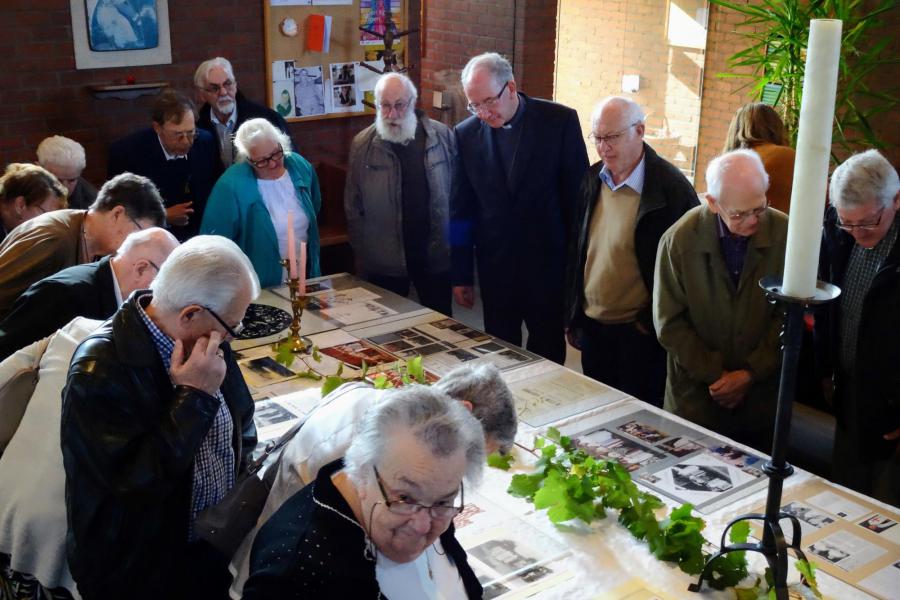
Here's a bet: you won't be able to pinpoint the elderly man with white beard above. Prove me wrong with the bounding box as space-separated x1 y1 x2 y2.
344 73 456 314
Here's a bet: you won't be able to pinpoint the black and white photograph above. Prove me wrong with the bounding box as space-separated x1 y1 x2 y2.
240 355 298 388
780 501 836 536
650 453 754 507
331 84 358 112
447 348 479 362
253 400 297 430
656 436 703 457
330 62 356 85
671 463 734 493
805 530 887 573
617 420 669 443
468 539 552 582
573 429 665 472
294 66 326 117
472 341 504 355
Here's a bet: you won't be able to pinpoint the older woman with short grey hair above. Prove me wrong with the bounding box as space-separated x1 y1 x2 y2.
244 386 484 599
36 135 98 209
201 118 321 287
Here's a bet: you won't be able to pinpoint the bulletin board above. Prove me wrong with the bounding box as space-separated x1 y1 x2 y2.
263 0 408 122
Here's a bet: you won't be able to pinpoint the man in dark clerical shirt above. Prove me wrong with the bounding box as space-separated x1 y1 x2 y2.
108 89 219 241
344 73 456 314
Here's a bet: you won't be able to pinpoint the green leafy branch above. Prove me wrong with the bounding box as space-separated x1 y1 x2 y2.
273 341 428 396
496 428 821 597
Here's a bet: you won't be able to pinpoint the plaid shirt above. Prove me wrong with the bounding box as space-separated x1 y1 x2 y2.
838 218 899 374
135 292 235 540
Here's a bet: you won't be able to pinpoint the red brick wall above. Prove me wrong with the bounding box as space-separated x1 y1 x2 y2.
419 0 557 125
0 0 375 188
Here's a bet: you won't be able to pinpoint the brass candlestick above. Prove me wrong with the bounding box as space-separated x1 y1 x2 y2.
277 260 311 353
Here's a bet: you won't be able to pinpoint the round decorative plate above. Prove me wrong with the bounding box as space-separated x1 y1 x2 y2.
237 303 292 340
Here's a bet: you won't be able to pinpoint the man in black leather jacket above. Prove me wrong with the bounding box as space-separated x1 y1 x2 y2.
61 235 260 599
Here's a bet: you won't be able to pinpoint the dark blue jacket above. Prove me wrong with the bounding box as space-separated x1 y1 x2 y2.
108 127 219 240
450 93 588 312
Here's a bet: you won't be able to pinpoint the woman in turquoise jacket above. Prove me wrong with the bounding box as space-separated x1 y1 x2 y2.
201 118 320 287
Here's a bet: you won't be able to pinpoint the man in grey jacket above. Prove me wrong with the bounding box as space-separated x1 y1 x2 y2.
344 73 456 314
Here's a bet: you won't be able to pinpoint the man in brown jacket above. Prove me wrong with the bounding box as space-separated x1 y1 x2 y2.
653 149 787 450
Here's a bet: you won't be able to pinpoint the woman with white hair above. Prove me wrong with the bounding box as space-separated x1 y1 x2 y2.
243 385 484 598
201 118 321 287
36 135 98 209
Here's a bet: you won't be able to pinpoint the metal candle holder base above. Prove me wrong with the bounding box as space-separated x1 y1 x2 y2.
689 277 840 600
276 275 311 354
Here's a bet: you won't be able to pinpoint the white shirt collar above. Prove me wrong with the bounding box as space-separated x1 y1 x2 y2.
212 105 237 130
157 135 187 161
110 260 124 306
599 153 646 195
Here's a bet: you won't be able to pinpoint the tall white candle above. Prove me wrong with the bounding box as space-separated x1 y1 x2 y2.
781 19 842 298
287 210 298 279
299 241 307 295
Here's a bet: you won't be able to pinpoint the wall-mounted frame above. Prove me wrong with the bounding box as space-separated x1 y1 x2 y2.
70 0 172 70
263 0 408 123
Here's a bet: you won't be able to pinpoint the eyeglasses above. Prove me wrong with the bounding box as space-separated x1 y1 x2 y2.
163 129 197 141
200 79 235 95
203 306 244 339
837 206 886 231
248 147 284 169
127 215 144 231
720 199 769 222
146 259 161 272
379 98 412 114
466 81 509 115
588 122 641 147
373 465 464 520
58 177 79 186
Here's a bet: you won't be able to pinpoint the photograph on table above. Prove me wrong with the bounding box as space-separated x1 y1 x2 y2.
306 287 381 310
650 453 755 506
510 367 626 427
778 501 836 537
858 514 899 539
252 389 320 443
239 355 298 389
805 490 870 521
320 300 397 326
573 429 666 472
807 530 887 572
559 402 769 513
319 339 397 369
708 444 762 470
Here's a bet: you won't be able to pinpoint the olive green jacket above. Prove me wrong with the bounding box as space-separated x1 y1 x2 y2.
653 204 788 438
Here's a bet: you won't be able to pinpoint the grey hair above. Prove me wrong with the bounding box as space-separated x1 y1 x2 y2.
829 149 899 210
344 385 485 488
590 96 645 132
115 226 178 259
434 363 517 452
374 72 418 104
150 235 260 313
233 118 292 163
461 52 514 88
194 57 236 89
36 136 86 171
706 148 769 200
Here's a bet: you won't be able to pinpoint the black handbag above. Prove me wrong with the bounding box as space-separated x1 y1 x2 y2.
195 417 307 557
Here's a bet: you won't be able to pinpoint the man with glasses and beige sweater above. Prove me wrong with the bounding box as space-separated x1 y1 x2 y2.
566 96 697 406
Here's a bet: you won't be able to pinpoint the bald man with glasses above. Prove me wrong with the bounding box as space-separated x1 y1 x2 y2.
653 149 786 451
108 89 219 241
566 96 697 406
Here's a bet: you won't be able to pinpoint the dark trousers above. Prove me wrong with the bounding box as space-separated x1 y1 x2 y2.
482 296 566 365
579 317 666 407
367 269 452 316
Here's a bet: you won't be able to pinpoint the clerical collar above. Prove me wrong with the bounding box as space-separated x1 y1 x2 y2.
500 93 526 130
157 135 187 161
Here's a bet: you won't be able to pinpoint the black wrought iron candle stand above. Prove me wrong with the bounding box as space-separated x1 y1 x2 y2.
276 259 311 354
689 276 840 600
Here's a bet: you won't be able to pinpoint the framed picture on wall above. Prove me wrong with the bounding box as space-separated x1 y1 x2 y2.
70 0 172 70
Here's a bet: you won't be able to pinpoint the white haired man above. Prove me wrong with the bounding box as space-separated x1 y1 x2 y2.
228 362 517 597
345 73 456 314
61 235 260 599
194 57 295 168
653 149 787 451
0 227 179 360
452 52 588 364
819 149 900 505
566 97 697 406
36 135 98 209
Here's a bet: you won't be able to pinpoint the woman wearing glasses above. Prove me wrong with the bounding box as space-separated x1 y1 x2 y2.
243 386 484 599
201 118 321 287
